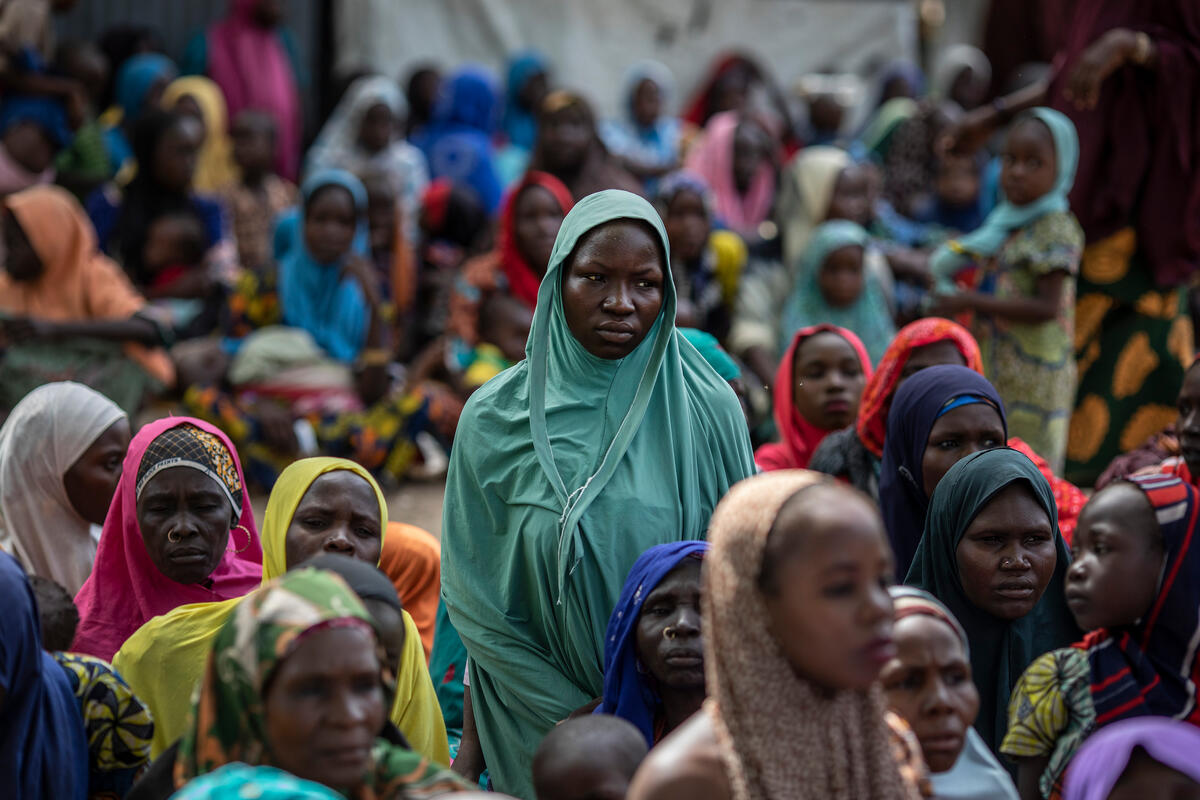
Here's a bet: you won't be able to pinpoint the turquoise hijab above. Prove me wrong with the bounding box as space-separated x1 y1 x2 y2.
779 219 895 363
441 190 755 799
930 107 1079 290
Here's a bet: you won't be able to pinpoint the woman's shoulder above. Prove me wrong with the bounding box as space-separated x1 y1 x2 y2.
627 711 730 800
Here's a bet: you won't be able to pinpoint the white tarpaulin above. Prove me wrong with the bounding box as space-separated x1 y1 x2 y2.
335 0 919 118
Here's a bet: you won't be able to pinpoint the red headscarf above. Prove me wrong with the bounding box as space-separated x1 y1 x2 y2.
755 324 873 471
499 171 574 308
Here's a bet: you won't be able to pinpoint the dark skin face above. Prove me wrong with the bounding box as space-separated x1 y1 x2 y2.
731 121 768 194
63 418 131 527
304 185 358 265
949 67 989 112
264 626 386 794
1000 118 1057 208
518 71 549 113
512 184 563 278
763 486 896 691
172 95 205 133
635 560 704 693
817 244 865 309
1108 750 1200 800
363 598 406 679
252 0 284 28
1176 365 1200 477
363 177 396 253
358 103 395 155
899 340 968 382
921 403 1006 496
2 122 57 174
1066 483 1163 632
631 78 661 129
881 615 979 773
283 471 383 568
561 220 665 360
230 114 276 177
792 331 866 431
137 467 235 585
541 106 592 172
664 189 709 264
956 484 1057 620
2 213 43 282
809 94 845 135
487 301 533 364
153 116 202 194
826 165 871 225
935 154 981 209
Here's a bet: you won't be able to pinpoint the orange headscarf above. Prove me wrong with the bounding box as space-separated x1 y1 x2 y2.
378 521 441 662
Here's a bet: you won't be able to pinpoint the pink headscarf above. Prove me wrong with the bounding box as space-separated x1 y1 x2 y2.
684 110 776 239
72 417 263 661
207 0 301 180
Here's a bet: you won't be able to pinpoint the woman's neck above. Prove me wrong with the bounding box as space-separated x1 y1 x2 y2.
660 685 707 736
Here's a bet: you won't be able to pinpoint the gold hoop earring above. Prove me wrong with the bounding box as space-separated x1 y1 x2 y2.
166 529 181 543
227 523 251 554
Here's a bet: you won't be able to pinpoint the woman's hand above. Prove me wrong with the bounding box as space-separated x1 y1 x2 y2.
1065 28 1137 110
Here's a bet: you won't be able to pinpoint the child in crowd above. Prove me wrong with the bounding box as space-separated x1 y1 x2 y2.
28 574 80 652
0 95 70 195
929 108 1082 473
140 209 221 338
219 109 297 272
461 292 532 391
52 40 113 199
927 151 987 234
532 715 648 800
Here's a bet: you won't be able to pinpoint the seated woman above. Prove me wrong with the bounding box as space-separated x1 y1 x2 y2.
627 471 928 800
161 75 238 194
128 568 467 800
809 317 1086 541
71 417 263 661
599 541 708 748
114 457 448 764
1002 474 1200 800
778 220 895 362
0 184 175 415
600 60 683 193
0 94 71 196
1061 718 1200 800
379 521 442 662
683 110 776 242
529 90 643 201
0 381 129 595
884 586 1018 800
907 448 1077 753
755 324 871 471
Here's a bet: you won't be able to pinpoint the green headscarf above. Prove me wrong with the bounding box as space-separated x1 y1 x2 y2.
442 189 755 798
905 448 1078 752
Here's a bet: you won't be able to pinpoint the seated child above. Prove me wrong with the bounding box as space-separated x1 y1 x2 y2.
0 94 71 195
532 715 649 800
462 291 533 391
29 574 80 652
52 40 113 199
141 208 221 338
220 109 297 272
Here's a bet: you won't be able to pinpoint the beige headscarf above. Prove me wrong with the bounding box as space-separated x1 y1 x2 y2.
775 146 852 269
0 382 126 593
704 470 914 800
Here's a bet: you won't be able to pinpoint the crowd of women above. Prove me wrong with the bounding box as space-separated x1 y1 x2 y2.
2 0 1200 799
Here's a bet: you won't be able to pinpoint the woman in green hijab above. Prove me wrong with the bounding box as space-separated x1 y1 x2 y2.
906 447 1077 755
441 189 755 798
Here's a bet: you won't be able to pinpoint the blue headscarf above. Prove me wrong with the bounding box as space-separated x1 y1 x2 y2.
502 51 548 151
277 169 371 363
104 52 177 170
598 540 708 747
0 552 89 800
879 365 1006 579
0 96 72 148
929 108 1080 291
413 66 503 213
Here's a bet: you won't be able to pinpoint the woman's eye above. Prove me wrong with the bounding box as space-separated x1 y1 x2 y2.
584 273 602 283
636 279 659 289
355 527 376 539
944 669 967 686
937 439 960 451
303 518 327 529
822 583 854 598
1093 543 1109 555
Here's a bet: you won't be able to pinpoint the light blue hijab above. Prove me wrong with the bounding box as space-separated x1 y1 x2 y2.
930 107 1079 291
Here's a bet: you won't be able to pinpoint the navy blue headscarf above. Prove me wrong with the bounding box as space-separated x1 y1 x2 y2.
879 364 1006 579
598 540 708 747
0 552 88 799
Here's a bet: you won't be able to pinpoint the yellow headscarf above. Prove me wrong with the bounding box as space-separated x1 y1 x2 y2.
161 76 239 194
113 458 450 764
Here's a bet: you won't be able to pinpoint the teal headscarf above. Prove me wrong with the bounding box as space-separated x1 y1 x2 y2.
441 189 755 799
930 107 1080 291
779 219 895 363
905 448 1078 752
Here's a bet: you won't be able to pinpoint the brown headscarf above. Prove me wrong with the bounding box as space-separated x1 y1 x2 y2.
703 470 915 800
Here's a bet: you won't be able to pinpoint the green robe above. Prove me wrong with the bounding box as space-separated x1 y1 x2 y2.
441 190 755 798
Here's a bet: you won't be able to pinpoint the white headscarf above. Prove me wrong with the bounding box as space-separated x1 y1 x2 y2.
0 382 126 593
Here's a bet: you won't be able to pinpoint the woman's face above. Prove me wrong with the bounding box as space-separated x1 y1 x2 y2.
137 467 234 585
264 625 387 794
817 244 865 309
358 102 395 154
153 116 202 194
920 403 1005 497
63 418 131 527
171 94 206 135
561 220 665 360
541 106 591 172
512 184 564 278
1 212 43 282
664 189 709 264
304 185 358 265
284 471 384 568
1066 483 1162 632
762 485 895 691
899 340 968 383
635 559 704 693
1000 119 1057 208
880 615 978 773
631 78 662 129
956 484 1057 620
731 121 768 192
825 165 871 226
792 331 866 431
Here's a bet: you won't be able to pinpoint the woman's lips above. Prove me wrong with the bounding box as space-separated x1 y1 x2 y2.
863 636 897 665
994 581 1035 600
823 398 851 415
167 548 208 564
596 323 636 344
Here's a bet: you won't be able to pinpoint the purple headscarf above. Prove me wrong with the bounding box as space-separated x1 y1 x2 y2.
1063 718 1200 800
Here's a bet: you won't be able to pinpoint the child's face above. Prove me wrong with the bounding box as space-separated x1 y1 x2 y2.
358 103 396 154
792 331 866 431
231 118 276 175
1000 118 1057 207
304 186 358 264
731 121 767 192
817 244 864 309
1176 366 1200 478
664 188 709 264
2 121 56 175
631 78 661 129
935 155 981 209
512 184 564 277
493 304 533 364
1066 483 1162 632
364 180 396 252
826 165 871 225
154 117 202 194
808 94 844 134
143 216 204 270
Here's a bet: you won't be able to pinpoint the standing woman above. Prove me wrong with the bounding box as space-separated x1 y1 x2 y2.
0 382 130 594
442 190 755 797
72 417 263 661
